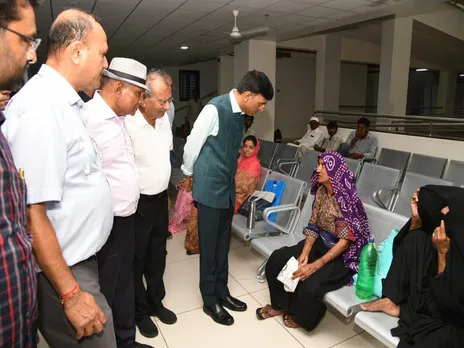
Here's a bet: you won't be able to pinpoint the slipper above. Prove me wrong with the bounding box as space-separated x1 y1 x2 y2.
256 306 269 320
256 305 278 320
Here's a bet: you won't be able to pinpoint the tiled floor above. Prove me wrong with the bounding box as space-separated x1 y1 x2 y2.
38 232 387 348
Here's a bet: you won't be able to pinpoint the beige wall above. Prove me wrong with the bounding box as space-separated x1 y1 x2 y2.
279 37 442 70
163 59 218 128
217 55 234 95
275 56 317 140
414 4 464 42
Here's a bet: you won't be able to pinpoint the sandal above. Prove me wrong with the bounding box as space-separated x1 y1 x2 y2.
256 305 284 320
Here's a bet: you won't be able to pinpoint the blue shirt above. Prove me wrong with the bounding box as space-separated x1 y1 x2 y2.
3 64 114 268
345 131 378 157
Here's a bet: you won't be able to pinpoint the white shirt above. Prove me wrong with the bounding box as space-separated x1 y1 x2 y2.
83 92 140 217
166 101 175 128
323 133 344 151
126 110 173 195
298 127 324 149
3 64 113 267
182 89 242 176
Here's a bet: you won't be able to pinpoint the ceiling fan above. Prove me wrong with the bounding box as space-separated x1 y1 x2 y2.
225 10 269 42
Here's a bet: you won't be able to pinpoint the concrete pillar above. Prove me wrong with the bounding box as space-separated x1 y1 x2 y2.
437 70 457 117
377 17 413 115
234 39 276 141
315 33 342 120
217 55 234 95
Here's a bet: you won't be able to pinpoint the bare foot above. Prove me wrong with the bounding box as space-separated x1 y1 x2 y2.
283 314 300 328
360 298 400 317
257 305 284 320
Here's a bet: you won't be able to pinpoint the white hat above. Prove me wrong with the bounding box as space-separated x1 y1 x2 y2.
103 57 150 93
310 116 320 123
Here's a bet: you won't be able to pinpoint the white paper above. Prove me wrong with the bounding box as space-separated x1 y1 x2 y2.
277 257 300 293
250 190 275 203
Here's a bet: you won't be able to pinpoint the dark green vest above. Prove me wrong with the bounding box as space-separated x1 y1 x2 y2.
193 94 244 209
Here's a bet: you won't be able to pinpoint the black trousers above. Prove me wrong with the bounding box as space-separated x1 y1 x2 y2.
97 215 135 348
134 191 168 320
196 201 234 306
265 238 352 332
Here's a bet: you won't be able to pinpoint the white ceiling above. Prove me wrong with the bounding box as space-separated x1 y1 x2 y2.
33 0 413 66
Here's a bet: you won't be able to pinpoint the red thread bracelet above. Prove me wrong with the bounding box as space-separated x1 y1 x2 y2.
60 284 79 305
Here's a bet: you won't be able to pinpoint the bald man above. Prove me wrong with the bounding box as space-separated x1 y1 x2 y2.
4 9 116 347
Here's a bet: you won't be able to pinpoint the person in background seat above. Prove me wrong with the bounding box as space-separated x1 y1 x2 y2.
314 121 344 153
339 117 377 159
289 116 324 155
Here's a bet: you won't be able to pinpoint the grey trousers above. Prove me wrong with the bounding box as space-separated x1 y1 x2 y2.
37 256 116 348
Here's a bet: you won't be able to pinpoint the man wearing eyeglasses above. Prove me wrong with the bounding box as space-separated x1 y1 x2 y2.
125 69 177 339
0 1 40 347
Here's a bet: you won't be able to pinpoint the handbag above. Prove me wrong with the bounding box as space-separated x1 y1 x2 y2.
264 179 286 222
238 191 276 222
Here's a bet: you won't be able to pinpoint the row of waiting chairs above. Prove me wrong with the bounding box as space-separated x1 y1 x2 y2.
272 146 461 217
370 148 464 186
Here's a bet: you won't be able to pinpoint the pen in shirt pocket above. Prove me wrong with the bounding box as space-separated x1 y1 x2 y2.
18 168 27 193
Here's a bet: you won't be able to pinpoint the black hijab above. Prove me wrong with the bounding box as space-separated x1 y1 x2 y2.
394 185 464 328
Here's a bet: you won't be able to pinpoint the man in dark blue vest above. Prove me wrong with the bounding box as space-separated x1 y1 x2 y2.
181 70 274 325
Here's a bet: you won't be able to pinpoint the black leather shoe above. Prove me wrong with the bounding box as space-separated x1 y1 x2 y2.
151 303 177 325
136 316 158 338
203 304 234 326
220 295 247 312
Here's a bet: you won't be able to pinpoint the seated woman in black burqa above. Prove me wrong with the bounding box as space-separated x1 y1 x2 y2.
361 185 464 348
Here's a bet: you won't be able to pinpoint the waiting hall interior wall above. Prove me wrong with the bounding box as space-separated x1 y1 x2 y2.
164 55 369 139
280 37 441 71
162 59 218 128
275 56 369 140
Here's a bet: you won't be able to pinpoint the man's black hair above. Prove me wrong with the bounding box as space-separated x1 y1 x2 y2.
0 0 40 27
327 121 338 129
237 70 274 101
358 117 370 128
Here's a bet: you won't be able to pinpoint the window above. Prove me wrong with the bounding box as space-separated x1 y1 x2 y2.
179 70 200 102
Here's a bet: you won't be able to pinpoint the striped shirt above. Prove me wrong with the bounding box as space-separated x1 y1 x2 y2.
0 112 37 347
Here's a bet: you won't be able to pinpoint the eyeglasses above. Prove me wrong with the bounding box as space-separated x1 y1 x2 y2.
0 25 41 52
153 96 174 106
